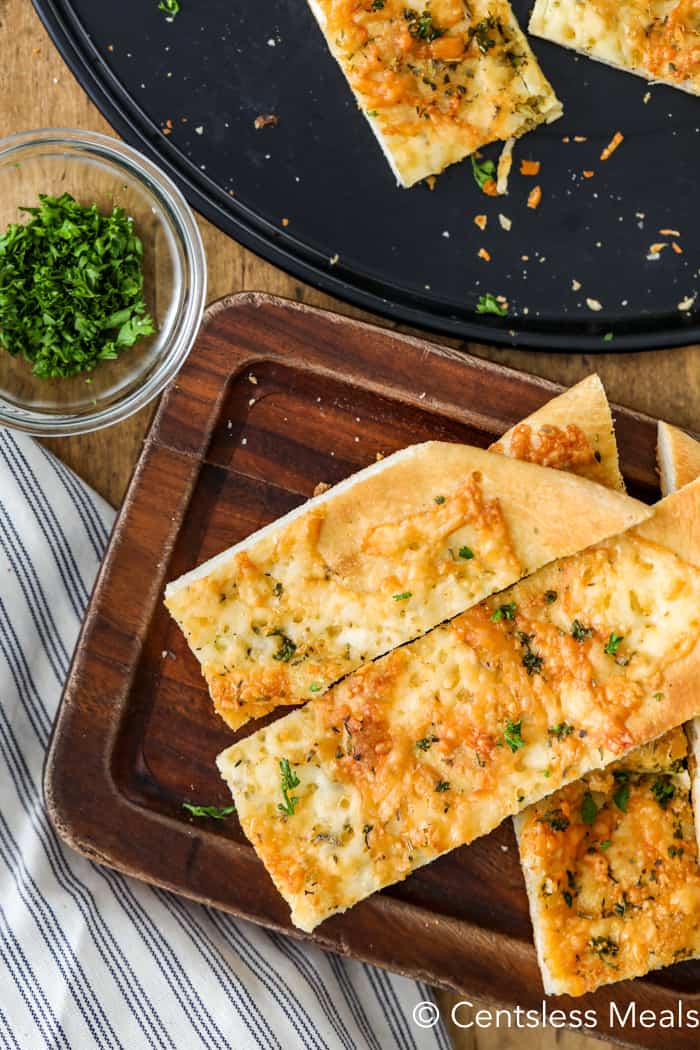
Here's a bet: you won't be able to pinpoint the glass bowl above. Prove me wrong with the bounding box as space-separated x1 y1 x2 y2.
0 129 206 436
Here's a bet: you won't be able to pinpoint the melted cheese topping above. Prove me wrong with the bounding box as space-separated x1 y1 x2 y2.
530 0 700 95
219 529 700 931
308 0 562 185
517 769 700 995
491 423 597 474
167 443 646 731
169 472 521 729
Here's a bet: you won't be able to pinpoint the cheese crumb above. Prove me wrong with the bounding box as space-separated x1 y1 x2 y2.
600 131 624 161
571 279 582 291
496 137 514 195
498 214 512 231
586 297 603 312
527 185 542 210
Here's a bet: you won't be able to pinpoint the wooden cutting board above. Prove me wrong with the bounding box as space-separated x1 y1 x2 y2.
45 293 699 1048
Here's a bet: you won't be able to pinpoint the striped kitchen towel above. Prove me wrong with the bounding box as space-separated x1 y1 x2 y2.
0 427 450 1050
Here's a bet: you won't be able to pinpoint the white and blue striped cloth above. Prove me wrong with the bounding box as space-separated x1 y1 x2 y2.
0 428 450 1050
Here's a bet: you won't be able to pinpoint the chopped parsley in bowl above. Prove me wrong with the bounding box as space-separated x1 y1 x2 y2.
0 193 156 379
0 129 206 436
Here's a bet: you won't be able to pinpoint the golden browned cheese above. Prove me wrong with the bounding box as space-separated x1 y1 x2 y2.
491 423 597 474
309 0 562 185
530 0 700 95
644 0 700 83
219 505 700 931
517 769 700 996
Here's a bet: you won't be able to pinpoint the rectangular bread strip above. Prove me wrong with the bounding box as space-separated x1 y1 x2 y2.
529 0 700 97
658 421 700 495
218 478 700 931
306 0 562 187
514 765 700 995
166 441 647 730
513 419 700 996
658 422 700 858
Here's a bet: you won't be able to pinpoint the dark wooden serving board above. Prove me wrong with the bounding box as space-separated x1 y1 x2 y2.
45 294 699 1048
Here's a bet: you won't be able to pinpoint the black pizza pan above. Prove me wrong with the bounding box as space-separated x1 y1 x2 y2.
32 0 700 352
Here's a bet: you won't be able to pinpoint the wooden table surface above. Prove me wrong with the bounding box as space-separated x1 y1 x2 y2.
6 2 699 1047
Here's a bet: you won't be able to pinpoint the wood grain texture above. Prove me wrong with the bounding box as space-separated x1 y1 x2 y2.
45 294 699 1050
5 3 700 1047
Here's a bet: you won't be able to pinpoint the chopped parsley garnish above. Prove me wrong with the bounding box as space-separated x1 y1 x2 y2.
470 154 497 191
599 839 612 850
0 192 156 378
476 293 507 316
503 718 525 753
613 770 630 813
268 629 297 662
435 781 451 792
363 823 373 846
654 691 665 702
416 735 439 751
393 591 412 601
668 845 684 859
517 631 543 675
506 50 526 68
458 545 475 560
651 776 675 809
563 890 573 908
544 590 558 604
490 602 517 622
371 0 385 7
278 758 300 816
604 631 624 656
538 809 570 832
571 619 593 642
581 791 598 825
309 683 322 693
434 495 446 504
182 802 235 820
159 0 180 16
272 581 284 597
549 722 574 739
403 8 444 41
590 936 619 960
470 16 502 54
603 332 614 342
